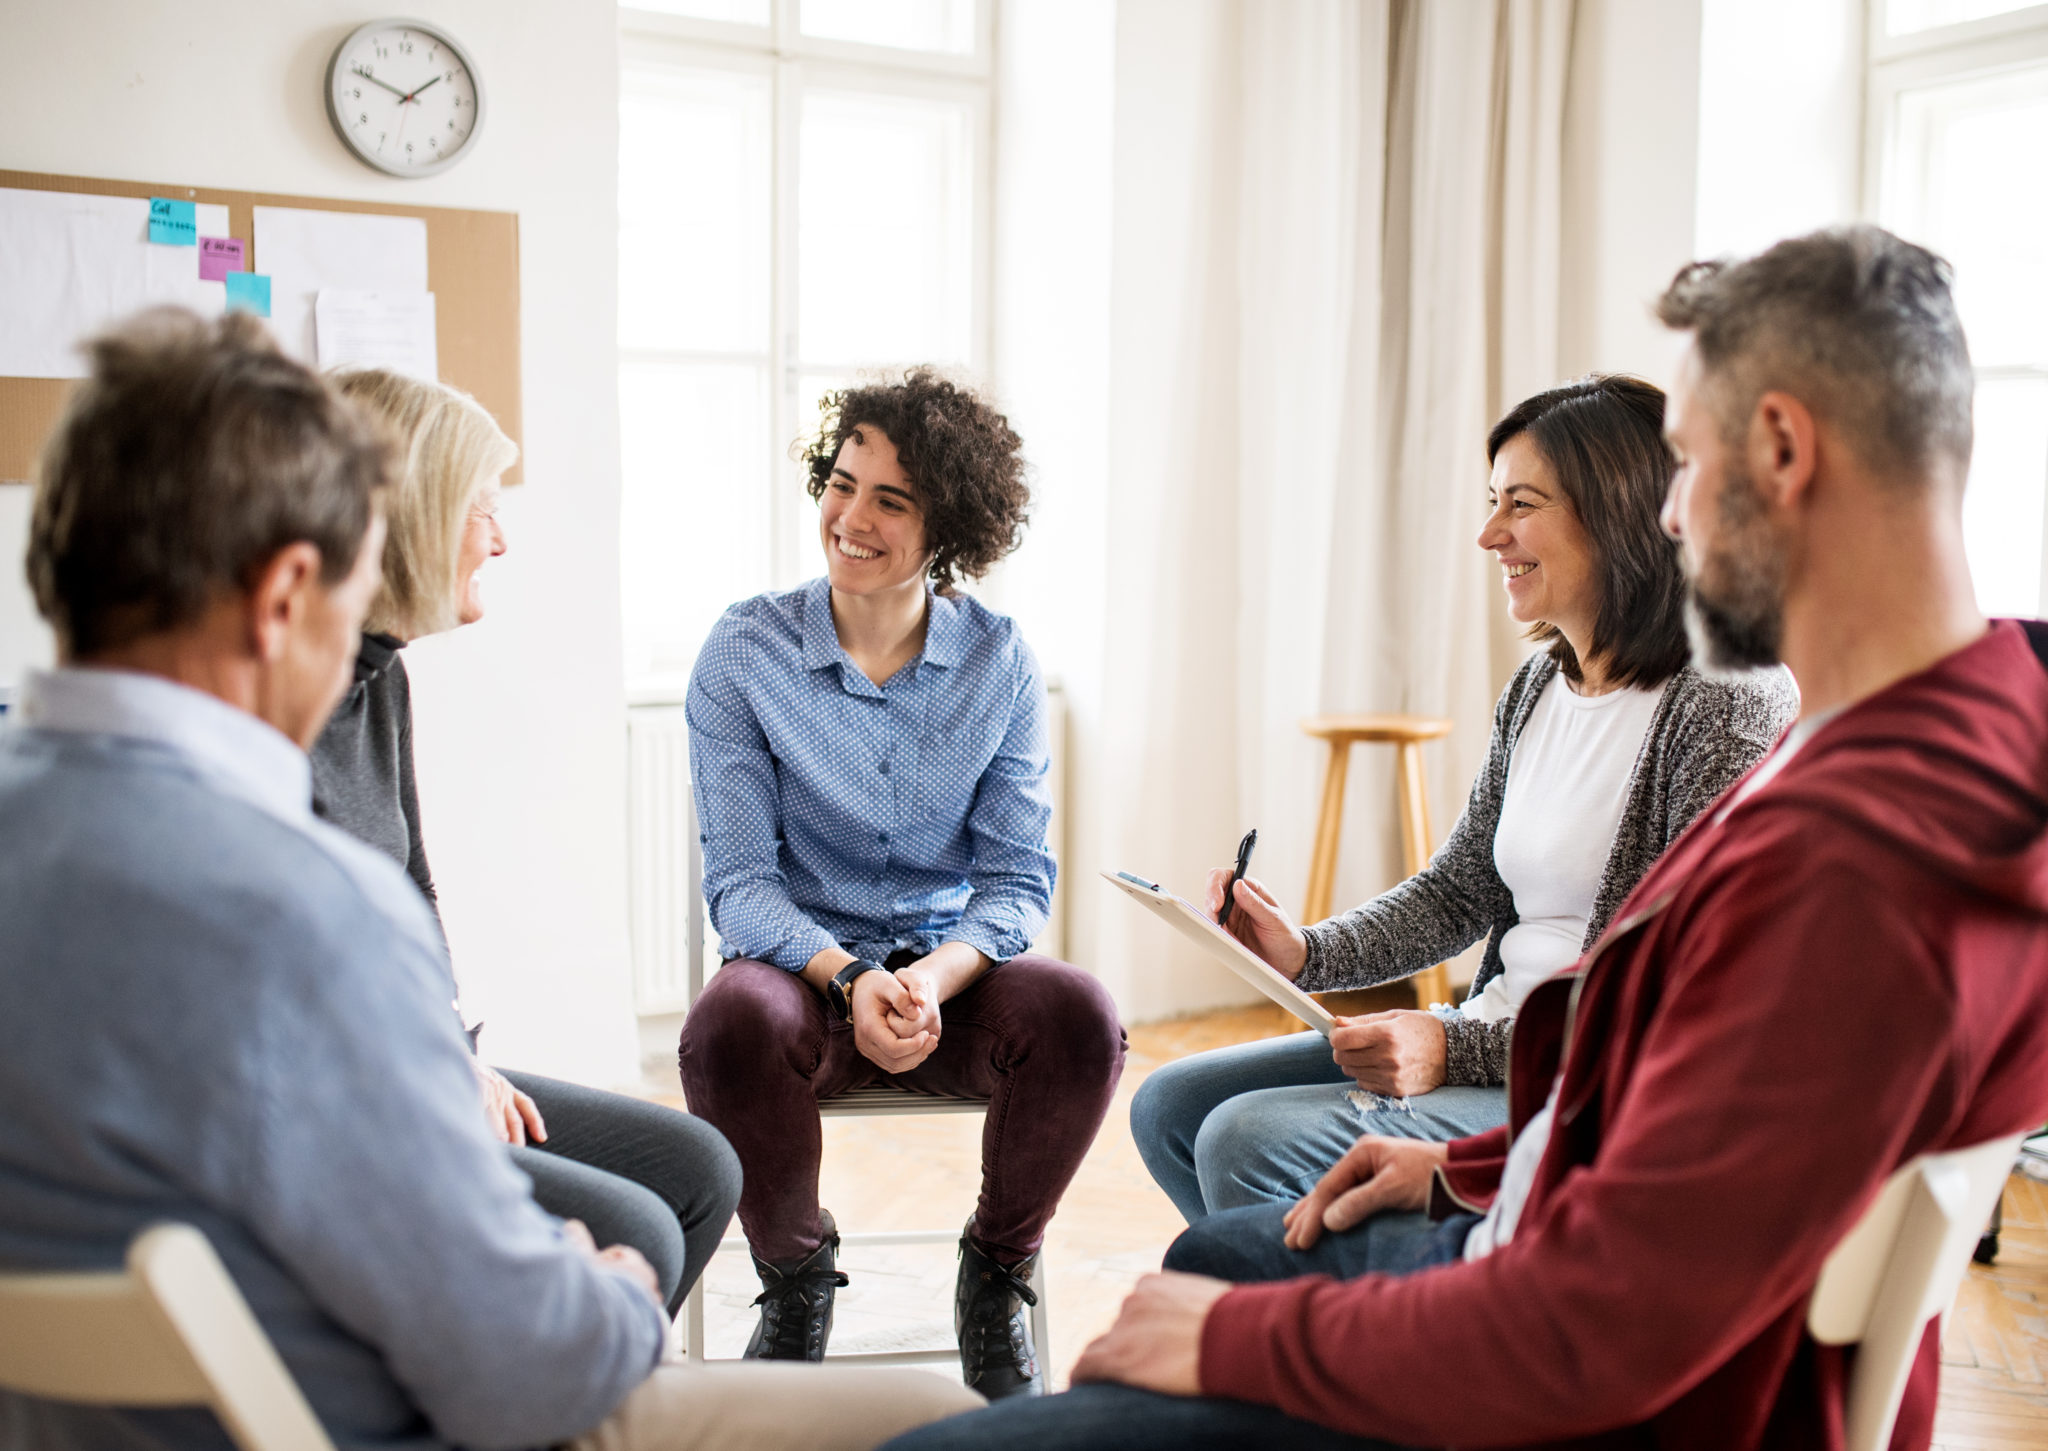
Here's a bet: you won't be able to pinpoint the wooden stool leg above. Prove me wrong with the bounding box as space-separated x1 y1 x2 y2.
1396 742 1454 1009
1303 740 1351 924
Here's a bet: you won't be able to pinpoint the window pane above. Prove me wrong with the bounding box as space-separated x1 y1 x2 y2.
626 0 772 25
1887 64 2048 369
620 361 772 688
800 0 976 54
620 66 772 354
1962 377 2048 616
798 91 973 368
1886 0 2044 35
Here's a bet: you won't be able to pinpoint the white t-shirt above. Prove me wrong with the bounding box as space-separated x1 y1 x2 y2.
1465 673 1665 1024
1463 705 1828 1264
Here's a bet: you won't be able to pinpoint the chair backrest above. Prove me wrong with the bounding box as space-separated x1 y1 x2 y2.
1808 1133 2023 1451
0 1223 335 1451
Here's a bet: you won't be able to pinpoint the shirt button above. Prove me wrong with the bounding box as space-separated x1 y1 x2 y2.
879 760 891 774
878 831 890 844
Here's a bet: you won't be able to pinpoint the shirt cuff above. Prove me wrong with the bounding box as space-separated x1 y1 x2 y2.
948 913 1030 966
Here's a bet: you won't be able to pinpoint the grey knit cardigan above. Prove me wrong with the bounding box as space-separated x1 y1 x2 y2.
1296 653 1799 1086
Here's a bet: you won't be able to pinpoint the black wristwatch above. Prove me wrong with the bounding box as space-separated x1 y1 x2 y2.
826 958 885 1020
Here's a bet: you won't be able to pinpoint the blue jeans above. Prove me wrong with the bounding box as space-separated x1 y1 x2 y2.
1129 1030 1508 1221
880 1214 1480 1451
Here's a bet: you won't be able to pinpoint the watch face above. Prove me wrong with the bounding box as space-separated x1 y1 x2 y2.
326 19 484 177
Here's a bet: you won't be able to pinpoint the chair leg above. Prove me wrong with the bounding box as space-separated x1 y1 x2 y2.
1029 1253 1051 1381
685 1274 706 1363
1303 740 1352 924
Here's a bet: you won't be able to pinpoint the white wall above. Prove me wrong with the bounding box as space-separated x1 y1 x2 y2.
1559 0 1705 383
0 0 640 1086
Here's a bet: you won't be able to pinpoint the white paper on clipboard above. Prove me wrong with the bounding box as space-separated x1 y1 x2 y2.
1102 870 1337 1037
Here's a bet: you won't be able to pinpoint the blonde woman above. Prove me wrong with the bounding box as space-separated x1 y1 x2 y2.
311 369 741 1315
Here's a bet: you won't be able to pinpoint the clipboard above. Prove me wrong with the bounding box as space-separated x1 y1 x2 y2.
1102 870 1337 1037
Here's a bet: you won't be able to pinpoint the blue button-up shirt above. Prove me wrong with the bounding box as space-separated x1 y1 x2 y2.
687 578 1056 971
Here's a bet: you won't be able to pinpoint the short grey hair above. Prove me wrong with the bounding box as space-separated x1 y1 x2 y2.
1655 225 1973 483
29 309 392 658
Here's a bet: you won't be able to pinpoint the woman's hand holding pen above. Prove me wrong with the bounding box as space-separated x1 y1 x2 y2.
1201 870 1310 981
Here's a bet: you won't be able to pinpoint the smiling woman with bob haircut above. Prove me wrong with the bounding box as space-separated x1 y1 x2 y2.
1129 374 1800 1253
679 369 1126 1400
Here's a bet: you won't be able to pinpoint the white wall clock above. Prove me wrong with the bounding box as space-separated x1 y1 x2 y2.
325 18 486 178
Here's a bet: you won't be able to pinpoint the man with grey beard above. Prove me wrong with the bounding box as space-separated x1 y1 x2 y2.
880 226 2048 1451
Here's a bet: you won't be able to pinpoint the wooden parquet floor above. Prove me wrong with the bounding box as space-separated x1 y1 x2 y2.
1937 1170 2048 1450
644 1004 2048 1445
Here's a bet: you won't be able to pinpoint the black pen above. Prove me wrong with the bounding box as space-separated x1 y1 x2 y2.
1217 828 1258 927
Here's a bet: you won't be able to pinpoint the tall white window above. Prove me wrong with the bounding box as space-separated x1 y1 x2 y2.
618 0 992 697
1868 0 2048 615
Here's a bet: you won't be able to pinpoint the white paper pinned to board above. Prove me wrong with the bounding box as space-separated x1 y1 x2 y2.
315 290 438 381
253 206 428 366
0 188 230 378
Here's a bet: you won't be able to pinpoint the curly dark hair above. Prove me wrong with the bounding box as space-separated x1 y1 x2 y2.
800 368 1030 593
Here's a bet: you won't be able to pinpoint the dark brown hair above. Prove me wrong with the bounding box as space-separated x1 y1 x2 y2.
1654 225 1973 481
29 308 393 658
1488 375 1689 690
800 369 1030 593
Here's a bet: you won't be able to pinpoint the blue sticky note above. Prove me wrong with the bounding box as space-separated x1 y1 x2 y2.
148 197 197 246
224 272 271 318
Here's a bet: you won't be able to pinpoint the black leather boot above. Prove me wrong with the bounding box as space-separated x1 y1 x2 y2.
743 1210 848 1362
955 1217 1043 1399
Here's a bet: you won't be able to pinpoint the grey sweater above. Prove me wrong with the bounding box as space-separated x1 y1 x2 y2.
310 632 439 926
1297 654 1799 1085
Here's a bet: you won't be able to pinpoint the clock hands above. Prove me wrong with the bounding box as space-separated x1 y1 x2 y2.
353 68 447 108
355 69 409 101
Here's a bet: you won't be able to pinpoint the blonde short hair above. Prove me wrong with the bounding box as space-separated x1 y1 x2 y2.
331 369 517 639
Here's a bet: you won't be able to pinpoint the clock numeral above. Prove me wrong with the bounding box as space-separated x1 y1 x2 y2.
359 112 368 124
448 119 456 129
452 97 463 108
351 88 360 99
405 142 414 153
398 40 414 54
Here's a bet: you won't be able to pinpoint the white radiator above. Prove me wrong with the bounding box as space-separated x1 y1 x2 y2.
626 683 1068 1019
625 704 701 1015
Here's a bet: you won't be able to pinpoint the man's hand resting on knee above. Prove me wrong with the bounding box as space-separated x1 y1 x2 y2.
1282 1135 1446 1250
1071 1271 1233 1396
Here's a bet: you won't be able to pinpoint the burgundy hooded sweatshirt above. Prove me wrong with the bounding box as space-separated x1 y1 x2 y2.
1201 620 2048 1451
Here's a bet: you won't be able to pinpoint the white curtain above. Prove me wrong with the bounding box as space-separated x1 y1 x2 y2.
1081 0 1575 1021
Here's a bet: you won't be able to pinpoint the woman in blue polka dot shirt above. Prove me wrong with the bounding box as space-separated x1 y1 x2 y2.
679 370 1127 1399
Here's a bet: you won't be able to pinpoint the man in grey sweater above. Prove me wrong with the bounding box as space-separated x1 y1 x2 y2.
0 310 979 1450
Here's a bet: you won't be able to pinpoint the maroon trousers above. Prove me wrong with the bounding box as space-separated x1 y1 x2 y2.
677 954 1126 1266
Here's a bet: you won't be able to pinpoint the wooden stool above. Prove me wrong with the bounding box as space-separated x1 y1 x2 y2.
1299 714 1455 1009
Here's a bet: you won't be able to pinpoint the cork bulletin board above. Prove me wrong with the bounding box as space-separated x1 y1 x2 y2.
0 169 521 485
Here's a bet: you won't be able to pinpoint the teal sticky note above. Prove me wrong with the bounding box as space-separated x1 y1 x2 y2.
224 272 271 317
148 197 197 246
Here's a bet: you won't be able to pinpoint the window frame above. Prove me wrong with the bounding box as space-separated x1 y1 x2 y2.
617 0 997 699
1862 0 2048 613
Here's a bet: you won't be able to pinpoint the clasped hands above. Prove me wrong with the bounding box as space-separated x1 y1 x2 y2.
848 962 943 1073
1203 867 1450 1097
1074 1133 1447 1396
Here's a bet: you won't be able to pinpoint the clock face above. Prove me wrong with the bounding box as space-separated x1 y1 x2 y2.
325 20 484 177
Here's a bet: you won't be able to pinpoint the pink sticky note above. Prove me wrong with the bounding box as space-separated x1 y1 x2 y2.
199 237 245 283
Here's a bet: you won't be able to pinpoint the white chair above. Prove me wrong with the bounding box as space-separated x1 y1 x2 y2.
0 1223 334 1451
1808 1132 2025 1451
